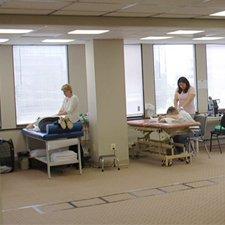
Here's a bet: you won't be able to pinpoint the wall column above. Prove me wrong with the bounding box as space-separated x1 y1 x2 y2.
196 44 208 113
68 45 88 114
142 44 156 109
85 39 129 165
0 46 16 129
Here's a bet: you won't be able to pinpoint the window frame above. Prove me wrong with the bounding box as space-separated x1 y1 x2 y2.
124 44 145 120
206 44 225 110
12 44 69 126
153 43 197 114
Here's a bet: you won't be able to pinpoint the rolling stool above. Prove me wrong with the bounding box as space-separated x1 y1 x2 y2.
99 153 120 172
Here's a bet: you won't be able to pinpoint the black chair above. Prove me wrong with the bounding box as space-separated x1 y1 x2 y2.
189 114 210 158
210 114 225 153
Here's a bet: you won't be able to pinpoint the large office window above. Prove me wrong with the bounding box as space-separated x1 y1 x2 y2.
154 45 196 114
13 46 68 125
206 45 225 108
124 45 144 117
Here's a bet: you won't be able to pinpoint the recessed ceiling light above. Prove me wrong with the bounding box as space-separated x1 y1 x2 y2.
167 30 204 35
0 39 9 43
42 39 74 43
141 36 173 40
210 11 225 16
68 30 109 34
193 37 224 40
0 29 33 34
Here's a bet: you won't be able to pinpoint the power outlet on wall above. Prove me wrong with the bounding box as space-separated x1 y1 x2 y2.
111 143 116 151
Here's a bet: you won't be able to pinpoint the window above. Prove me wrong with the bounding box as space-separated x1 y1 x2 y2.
13 46 68 125
154 45 196 114
206 45 225 109
124 45 144 117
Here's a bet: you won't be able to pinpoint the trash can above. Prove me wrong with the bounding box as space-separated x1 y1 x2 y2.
17 151 29 170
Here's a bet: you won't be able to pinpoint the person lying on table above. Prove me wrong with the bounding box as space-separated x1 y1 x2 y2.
159 106 194 155
26 84 79 132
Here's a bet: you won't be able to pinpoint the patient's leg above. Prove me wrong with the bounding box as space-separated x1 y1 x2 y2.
38 117 59 132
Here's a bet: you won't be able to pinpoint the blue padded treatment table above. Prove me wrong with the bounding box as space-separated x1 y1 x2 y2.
22 121 83 140
22 129 83 141
22 121 84 178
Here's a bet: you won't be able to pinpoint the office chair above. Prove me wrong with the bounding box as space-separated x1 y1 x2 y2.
189 114 210 158
210 114 225 153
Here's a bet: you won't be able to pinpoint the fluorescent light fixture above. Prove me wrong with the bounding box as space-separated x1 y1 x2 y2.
167 30 204 35
210 11 225 16
141 36 173 40
42 39 74 43
0 39 9 43
193 36 224 41
68 30 109 34
0 29 33 34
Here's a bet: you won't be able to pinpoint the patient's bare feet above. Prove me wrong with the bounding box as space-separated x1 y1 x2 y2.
26 123 34 129
58 117 66 129
65 118 73 129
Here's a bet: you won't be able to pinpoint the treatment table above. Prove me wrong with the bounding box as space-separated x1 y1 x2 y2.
128 119 200 166
22 123 83 178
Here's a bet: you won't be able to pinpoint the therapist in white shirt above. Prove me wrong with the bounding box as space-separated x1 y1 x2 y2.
57 84 79 128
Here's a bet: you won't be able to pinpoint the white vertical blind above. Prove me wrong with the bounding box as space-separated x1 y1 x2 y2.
154 45 196 114
206 45 225 109
124 45 144 117
13 46 68 125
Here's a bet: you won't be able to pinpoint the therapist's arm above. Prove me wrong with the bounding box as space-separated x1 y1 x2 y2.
181 93 195 108
57 98 67 115
174 92 179 108
58 109 67 116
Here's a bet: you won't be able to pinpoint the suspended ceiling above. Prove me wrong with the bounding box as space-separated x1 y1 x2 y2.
1 0 225 44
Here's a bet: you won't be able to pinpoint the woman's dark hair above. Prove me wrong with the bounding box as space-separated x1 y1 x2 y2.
177 77 190 94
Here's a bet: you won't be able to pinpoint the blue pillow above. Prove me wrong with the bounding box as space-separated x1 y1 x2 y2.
46 121 83 134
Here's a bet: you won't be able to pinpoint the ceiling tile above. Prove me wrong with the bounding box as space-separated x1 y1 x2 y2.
53 10 106 16
154 13 204 18
1 0 71 10
166 6 221 15
119 4 167 14
79 0 136 3
0 8 53 15
62 2 123 11
141 0 205 7
105 12 154 17
194 0 225 7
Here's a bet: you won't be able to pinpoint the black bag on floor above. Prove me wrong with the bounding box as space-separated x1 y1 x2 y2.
0 139 15 172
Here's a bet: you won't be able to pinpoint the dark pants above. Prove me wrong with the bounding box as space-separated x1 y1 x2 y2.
38 117 59 133
173 135 189 154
